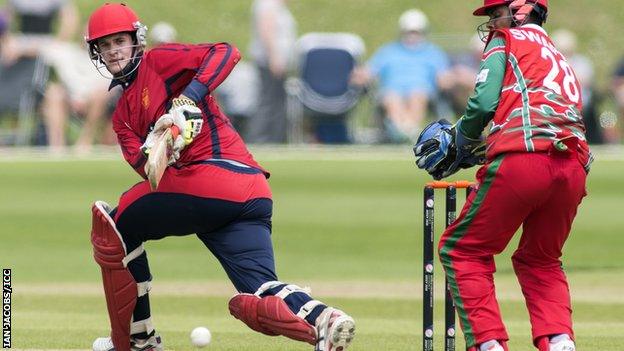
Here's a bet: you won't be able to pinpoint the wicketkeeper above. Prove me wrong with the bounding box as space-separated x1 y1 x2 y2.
413 1 591 350
85 3 355 351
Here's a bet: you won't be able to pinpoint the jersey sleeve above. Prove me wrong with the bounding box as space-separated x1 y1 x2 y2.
112 106 148 178
149 42 241 103
459 36 506 139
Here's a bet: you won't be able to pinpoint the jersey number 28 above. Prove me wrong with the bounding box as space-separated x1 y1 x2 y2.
541 47 580 103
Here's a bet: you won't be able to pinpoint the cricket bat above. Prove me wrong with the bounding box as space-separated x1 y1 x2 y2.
146 125 179 191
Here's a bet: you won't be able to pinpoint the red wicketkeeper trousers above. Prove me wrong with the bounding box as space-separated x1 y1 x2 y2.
438 151 586 349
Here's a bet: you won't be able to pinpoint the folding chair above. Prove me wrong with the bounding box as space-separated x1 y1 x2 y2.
288 32 365 144
0 56 49 145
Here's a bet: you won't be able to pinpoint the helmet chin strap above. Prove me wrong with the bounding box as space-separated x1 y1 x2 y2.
112 45 143 81
112 52 142 81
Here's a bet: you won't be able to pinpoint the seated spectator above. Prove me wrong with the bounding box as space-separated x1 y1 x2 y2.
351 8 453 142
551 29 611 144
3 0 79 148
41 39 112 151
2 0 118 151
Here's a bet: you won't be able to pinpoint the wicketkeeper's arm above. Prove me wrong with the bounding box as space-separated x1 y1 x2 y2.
460 36 507 139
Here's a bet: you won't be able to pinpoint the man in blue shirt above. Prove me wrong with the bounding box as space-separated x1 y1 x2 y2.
352 9 453 142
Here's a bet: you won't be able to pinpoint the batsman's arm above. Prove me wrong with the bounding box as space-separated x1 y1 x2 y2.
459 36 506 139
181 42 241 103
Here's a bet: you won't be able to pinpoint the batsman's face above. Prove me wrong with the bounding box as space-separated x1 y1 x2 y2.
97 33 135 75
486 5 513 30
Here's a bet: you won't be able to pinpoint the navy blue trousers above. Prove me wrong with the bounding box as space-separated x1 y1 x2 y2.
112 194 278 293
109 192 278 337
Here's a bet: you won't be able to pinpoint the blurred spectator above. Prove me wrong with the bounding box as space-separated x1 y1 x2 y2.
447 34 485 116
149 21 177 46
551 29 612 145
351 9 453 142
2 0 78 65
247 0 296 144
41 39 111 150
215 61 259 138
2 0 84 148
2 0 116 150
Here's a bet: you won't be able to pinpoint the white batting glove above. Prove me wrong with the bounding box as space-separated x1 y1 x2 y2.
140 114 185 165
169 95 204 146
141 114 172 156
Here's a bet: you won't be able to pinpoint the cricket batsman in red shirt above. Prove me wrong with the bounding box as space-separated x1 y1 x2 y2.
413 1 591 350
85 3 355 351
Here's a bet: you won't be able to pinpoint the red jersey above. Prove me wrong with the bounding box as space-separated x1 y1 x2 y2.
486 25 591 169
111 42 268 178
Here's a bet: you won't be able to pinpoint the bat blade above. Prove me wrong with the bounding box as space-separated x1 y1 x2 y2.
146 128 173 191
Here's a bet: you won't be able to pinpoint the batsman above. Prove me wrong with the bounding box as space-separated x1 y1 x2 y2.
414 1 591 350
86 3 355 351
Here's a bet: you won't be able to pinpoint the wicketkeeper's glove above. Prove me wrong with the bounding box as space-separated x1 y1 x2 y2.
413 119 455 178
168 95 204 146
440 123 486 179
413 118 486 180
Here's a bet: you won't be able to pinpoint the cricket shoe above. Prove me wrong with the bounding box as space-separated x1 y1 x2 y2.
314 307 355 351
92 334 163 351
550 336 575 351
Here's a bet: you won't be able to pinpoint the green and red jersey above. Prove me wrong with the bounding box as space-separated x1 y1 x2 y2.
459 24 592 171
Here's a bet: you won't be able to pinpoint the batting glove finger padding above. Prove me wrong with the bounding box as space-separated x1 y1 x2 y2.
169 135 186 165
441 121 486 178
169 96 204 146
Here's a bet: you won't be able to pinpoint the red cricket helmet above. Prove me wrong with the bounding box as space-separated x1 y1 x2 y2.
86 3 141 43
85 3 148 80
473 0 548 16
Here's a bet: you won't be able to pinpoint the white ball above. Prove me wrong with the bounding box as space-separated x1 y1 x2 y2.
190 326 211 347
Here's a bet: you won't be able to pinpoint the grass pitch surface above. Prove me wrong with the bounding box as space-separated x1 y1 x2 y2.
2 146 623 350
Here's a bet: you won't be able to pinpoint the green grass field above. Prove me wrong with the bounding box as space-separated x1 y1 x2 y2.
1 146 623 350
